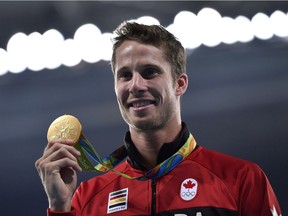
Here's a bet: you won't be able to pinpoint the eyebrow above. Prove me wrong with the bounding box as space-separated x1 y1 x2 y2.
116 66 130 74
116 63 160 72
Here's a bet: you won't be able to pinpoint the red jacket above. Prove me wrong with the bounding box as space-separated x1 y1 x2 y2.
48 146 281 216
48 125 281 215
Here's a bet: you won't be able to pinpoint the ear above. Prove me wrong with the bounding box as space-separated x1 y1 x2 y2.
175 73 188 96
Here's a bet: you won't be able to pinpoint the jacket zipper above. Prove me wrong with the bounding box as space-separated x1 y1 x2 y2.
151 178 157 216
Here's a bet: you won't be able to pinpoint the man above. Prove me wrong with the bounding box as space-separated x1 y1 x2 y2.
35 22 282 215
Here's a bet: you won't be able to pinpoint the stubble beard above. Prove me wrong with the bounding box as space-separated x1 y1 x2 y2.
120 101 176 132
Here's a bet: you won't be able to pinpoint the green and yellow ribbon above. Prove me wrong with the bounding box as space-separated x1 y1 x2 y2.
75 133 196 180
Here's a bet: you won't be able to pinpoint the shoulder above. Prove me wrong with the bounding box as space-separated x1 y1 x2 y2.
193 145 261 168
188 147 281 214
186 146 274 203
189 145 267 182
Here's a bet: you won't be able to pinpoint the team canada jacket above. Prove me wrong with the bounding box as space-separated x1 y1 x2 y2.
48 123 282 216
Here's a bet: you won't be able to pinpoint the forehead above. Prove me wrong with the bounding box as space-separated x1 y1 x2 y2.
114 40 168 69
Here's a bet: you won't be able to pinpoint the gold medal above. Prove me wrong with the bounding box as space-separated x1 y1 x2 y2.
47 115 82 143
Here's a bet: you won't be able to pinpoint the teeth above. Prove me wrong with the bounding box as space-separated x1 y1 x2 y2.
133 101 151 108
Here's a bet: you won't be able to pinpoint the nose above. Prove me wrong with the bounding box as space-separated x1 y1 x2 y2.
129 73 147 95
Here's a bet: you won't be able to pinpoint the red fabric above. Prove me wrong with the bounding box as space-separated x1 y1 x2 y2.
63 145 281 216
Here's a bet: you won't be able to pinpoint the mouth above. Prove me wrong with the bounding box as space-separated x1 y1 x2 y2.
128 100 156 108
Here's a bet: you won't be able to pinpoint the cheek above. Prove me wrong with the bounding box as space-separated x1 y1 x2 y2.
162 83 177 96
115 84 127 103
114 80 122 96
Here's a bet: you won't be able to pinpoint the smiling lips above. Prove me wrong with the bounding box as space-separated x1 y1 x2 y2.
129 100 156 108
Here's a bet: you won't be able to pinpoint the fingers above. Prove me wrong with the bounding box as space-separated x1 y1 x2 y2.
35 140 81 210
35 140 82 174
45 139 80 160
45 139 77 154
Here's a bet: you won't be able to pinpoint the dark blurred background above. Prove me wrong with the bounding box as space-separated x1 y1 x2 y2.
0 1 287 215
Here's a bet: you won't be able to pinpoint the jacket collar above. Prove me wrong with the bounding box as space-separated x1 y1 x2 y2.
124 122 190 171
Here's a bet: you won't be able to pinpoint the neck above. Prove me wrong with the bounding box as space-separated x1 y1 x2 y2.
129 120 182 169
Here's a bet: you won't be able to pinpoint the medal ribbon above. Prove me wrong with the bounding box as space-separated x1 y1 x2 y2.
74 133 196 180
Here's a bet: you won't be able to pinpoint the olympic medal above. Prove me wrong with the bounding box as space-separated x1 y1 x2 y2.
47 115 82 143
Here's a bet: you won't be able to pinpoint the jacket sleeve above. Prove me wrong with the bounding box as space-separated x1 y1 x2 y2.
238 163 282 216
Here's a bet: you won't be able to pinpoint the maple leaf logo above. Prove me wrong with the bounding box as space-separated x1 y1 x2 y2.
183 180 196 191
180 178 198 201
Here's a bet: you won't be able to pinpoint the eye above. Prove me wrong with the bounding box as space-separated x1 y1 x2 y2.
141 67 160 79
117 70 132 81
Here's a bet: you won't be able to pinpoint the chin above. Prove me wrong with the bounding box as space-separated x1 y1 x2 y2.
131 119 165 131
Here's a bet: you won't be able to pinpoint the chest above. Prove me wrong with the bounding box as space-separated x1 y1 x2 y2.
80 161 238 215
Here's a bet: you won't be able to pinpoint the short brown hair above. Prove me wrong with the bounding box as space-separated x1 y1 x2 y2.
111 22 186 82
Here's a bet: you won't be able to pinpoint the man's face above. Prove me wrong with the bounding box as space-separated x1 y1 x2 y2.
114 40 181 131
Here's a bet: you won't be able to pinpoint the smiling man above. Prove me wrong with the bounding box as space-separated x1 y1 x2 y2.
113 38 187 169
35 21 282 216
